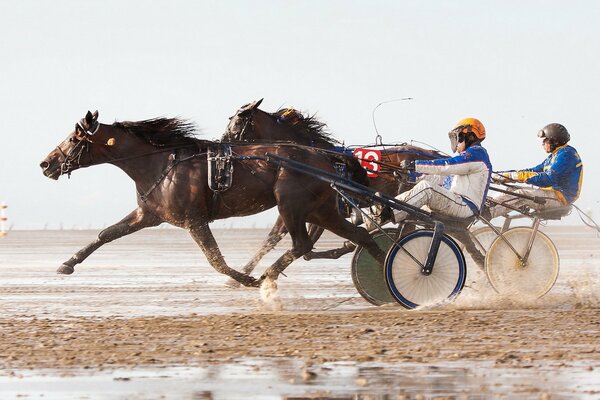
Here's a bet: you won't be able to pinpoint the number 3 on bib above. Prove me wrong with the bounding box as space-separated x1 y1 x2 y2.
353 149 381 177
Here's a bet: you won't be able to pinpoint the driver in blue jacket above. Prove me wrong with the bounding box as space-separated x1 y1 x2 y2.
387 118 493 224
490 123 583 218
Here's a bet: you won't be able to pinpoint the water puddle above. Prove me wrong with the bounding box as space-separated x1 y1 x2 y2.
1 358 599 399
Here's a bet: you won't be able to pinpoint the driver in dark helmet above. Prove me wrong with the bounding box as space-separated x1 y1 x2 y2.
490 123 583 218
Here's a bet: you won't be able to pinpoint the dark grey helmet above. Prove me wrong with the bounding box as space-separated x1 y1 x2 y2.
537 123 570 145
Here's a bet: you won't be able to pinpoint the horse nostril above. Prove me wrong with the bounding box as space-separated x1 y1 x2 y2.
40 161 49 169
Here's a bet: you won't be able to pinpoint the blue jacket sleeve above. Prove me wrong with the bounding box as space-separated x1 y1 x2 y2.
524 159 546 173
525 151 571 187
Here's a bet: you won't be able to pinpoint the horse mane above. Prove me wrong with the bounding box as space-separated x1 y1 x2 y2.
113 118 199 147
271 108 340 148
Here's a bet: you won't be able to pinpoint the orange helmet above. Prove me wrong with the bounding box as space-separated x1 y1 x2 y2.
453 117 486 140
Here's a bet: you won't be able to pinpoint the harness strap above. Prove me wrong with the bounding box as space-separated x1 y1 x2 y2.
137 152 202 202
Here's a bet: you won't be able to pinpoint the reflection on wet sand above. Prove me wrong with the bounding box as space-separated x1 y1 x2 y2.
1 359 598 399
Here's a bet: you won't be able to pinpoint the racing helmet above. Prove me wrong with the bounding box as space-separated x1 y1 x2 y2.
537 123 570 146
448 117 486 152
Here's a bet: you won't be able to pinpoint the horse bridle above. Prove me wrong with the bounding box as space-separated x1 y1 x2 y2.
226 110 254 141
56 118 100 176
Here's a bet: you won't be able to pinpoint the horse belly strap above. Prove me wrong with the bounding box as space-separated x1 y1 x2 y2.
207 144 234 192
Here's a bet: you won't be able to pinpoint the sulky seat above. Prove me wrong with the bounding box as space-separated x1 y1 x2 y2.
532 205 573 220
427 212 477 231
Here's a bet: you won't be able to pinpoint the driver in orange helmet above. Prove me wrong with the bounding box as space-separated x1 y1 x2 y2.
388 118 493 223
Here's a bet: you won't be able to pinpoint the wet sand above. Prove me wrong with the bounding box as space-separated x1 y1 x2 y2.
1 227 599 398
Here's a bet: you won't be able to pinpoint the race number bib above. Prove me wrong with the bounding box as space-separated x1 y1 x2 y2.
353 148 381 177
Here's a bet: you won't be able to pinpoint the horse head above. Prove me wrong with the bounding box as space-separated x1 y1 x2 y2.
40 110 117 179
223 98 264 141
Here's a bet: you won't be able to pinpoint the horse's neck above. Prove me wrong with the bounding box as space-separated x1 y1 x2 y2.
110 141 171 186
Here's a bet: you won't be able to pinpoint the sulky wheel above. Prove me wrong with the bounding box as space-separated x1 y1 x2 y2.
470 225 501 255
485 227 559 299
351 228 400 305
384 230 467 309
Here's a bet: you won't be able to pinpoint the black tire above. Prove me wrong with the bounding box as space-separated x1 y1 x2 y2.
351 228 400 305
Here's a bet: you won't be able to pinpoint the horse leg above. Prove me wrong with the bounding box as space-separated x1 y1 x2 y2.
225 216 288 288
189 223 257 287
257 207 386 284
316 213 387 266
453 231 486 270
308 221 414 261
242 216 288 274
303 223 358 260
256 212 314 284
303 241 357 260
57 208 161 274
302 224 325 260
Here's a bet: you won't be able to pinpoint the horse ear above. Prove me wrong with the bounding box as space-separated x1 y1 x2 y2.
85 111 94 125
92 110 99 121
253 98 263 109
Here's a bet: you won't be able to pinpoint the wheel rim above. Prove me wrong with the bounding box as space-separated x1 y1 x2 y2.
385 230 466 309
485 227 559 299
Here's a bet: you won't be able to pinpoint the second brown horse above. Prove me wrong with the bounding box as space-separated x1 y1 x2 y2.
222 100 466 284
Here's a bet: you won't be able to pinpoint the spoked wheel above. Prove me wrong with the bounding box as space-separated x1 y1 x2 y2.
385 230 467 309
485 227 559 299
470 226 501 255
351 228 399 305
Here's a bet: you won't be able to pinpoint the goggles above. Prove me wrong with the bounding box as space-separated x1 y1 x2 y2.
448 127 467 153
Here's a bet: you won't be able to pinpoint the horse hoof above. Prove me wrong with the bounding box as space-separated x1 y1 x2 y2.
57 264 74 275
224 278 241 289
244 276 261 288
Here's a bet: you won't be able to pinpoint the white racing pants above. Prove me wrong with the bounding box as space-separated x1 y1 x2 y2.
393 180 475 223
489 188 565 219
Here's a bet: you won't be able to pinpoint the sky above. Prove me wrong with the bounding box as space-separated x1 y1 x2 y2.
0 0 599 230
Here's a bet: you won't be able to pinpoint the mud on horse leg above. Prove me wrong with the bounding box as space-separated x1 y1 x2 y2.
225 217 288 288
255 217 315 285
189 223 257 287
57 208 161 274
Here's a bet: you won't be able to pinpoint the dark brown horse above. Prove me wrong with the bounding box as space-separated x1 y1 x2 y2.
40 111 386 287
222 100 460 283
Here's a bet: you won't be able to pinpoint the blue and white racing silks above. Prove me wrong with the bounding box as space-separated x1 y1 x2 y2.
414 144 493 212
516 144 583 204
